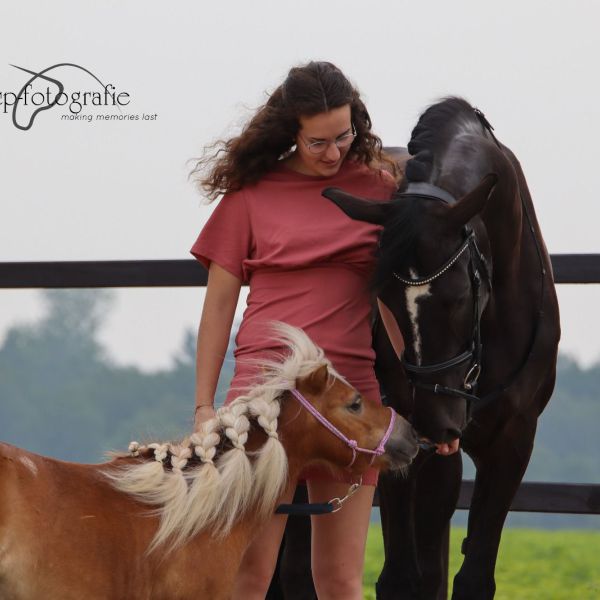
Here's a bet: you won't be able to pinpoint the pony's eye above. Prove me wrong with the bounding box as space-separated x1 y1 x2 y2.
347 398 362 413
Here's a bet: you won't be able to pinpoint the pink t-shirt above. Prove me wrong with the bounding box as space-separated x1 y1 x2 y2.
191 158 396 484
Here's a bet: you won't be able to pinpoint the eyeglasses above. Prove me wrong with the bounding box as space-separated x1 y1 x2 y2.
300 123 356 155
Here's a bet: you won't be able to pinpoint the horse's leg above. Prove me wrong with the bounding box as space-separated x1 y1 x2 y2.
451 415 538 600
372 310 424 600
376 468 421 600
415 451 462 600
269 484 317 600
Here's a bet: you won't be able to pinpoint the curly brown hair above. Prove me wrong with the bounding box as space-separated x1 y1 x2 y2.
189 61 399 202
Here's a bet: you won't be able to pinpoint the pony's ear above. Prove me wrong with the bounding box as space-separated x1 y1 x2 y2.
322 187 391 225
447 173 498 227
297 364 329 396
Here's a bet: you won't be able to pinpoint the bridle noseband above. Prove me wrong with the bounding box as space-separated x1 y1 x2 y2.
392 183 490 417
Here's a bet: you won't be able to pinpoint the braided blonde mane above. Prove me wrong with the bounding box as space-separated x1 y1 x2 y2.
104 322 345 554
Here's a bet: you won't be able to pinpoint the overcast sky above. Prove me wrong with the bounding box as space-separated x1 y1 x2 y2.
1 0 599 370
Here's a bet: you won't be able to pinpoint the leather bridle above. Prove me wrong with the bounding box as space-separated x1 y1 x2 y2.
385 108 548 433
391 183 490 419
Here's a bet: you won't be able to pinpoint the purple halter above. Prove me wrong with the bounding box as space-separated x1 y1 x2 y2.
289 388 397 467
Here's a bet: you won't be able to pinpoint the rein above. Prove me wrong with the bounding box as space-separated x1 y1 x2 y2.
275 388 397 515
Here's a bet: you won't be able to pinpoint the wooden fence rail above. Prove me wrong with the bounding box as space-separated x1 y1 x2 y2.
373 481 600 515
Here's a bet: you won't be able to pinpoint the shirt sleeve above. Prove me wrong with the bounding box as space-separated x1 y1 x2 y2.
190 189 253 282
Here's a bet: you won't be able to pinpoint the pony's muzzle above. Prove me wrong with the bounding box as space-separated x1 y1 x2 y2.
383 415 419 469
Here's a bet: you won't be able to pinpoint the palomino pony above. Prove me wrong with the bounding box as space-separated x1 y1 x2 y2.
0 322 418 600
323 98 560 600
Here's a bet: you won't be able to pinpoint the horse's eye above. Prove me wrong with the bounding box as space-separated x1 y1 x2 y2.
347 398 362 413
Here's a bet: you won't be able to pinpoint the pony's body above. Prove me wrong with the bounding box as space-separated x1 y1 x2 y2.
0 323 417 600
0 443 248 599
321 99 560 599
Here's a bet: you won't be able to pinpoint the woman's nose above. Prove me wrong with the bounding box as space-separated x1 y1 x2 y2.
324 142 341 161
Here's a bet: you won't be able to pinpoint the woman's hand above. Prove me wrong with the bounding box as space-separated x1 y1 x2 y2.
194 405 217 431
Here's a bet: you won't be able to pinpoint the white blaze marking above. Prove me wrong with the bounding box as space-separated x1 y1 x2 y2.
19 456 38 476
405 269 431 365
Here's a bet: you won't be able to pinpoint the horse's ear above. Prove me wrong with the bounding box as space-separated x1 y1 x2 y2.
322 187 391 225
447 173 498 227
297 364 329 395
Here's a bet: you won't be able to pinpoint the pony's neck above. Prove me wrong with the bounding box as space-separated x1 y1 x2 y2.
243 396 306 483
273 396 311 481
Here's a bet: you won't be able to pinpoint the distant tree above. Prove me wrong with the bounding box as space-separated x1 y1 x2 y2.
0 290 235 462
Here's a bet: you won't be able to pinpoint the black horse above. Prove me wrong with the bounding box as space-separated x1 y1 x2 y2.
320 97 561 599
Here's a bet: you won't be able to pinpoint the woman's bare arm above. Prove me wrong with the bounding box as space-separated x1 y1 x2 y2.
194 262 242 430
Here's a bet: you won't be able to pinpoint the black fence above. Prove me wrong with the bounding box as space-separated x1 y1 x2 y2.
1 255 599 516
1 254 600 288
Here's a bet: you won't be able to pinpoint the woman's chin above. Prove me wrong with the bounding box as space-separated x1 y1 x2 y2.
316 160 341 175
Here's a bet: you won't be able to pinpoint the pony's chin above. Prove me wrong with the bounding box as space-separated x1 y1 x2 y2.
381 447 418 474
385 461 412 478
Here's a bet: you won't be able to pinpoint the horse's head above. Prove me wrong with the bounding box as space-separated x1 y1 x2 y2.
286 363 418 477
322 173 497 447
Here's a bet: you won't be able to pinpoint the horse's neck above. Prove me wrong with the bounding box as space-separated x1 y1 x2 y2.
481 182 524 284
479 178 552 389
482 148 549 293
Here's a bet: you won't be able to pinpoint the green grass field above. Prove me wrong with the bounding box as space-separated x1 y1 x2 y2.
363 525 600 600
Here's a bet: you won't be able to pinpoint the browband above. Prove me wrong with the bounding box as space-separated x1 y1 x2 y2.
399 182 458 205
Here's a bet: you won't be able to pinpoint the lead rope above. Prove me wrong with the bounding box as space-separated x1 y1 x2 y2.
275 480 362 515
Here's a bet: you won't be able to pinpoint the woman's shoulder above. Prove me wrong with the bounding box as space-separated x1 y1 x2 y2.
342 159 399 197
202 187 250 220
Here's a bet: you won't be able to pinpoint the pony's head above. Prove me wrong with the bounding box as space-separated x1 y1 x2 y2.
286 358 418 478
104 322 417 555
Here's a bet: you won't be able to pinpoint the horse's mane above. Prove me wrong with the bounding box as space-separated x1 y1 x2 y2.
405 96 483 184
372 97 487 291
104 322 344 554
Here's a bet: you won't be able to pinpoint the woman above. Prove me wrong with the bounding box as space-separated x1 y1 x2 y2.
190 61 399 600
